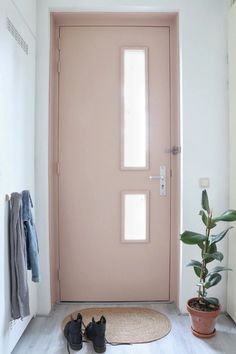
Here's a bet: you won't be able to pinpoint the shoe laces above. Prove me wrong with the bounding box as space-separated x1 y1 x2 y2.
66 339 70 354
81 320 130 347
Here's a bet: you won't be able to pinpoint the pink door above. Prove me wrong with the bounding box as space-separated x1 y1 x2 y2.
58 25 171 301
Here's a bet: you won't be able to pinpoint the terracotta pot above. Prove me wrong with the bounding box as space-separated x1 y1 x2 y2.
187 298 221 338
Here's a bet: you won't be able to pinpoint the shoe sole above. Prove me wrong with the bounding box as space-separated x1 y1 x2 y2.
70 343 83 351
85 333 106 353
93 345 106 353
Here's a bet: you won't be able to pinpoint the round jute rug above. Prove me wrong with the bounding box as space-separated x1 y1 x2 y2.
62 307 171 344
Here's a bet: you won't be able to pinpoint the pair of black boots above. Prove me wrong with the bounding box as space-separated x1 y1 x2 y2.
64 313 106 353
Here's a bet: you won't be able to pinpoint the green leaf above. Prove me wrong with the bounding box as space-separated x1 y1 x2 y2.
180 231 207 245
186 260 209 277
208 266 232 276
194 267 202 277
208 220 217 230
197 242 204 250
186 260 202 277
208 243 217 253
205 297 219 306
204 243 217 263
205 273 222 289
202 189 210 213
213 210 236 223
186 260 202 268
199 210 208 227
210 227 233 245
203 251 224 263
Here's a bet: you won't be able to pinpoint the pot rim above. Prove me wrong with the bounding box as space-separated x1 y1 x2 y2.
187 297 221 315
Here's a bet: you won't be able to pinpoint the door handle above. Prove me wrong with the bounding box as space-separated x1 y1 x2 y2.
149 175 164 180
149 166 166 196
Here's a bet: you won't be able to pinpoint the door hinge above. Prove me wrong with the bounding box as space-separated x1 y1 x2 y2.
166 146 181 155
57 60 61 74
57 268 61 281
57 36 61 73
171 146 181 155
58 36 61 51
56 162 60 175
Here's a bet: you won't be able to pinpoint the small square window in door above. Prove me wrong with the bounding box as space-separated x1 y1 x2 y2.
121 191 150 242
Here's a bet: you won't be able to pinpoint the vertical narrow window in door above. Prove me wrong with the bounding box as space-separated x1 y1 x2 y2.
121 48 149 169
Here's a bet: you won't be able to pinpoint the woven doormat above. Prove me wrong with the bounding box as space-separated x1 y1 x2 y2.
62 307 171 344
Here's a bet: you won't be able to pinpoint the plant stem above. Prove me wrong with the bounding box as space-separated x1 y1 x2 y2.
199 211 212 299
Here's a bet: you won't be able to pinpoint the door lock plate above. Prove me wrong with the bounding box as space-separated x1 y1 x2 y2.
159 165 166 196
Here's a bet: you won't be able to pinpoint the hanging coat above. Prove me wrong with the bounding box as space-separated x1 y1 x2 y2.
9 193 30 320
22 190 40 282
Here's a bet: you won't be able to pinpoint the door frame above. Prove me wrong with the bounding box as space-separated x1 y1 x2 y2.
48 12 180 305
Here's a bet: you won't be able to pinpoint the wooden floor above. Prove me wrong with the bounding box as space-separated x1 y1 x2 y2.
13 303 236 354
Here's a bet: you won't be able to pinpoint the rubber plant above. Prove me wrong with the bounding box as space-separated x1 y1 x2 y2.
180 189 236 337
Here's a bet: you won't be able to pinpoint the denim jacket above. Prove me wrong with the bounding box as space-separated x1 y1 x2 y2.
22 190 40 282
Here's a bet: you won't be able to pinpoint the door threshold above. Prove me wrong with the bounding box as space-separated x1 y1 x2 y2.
59 300 174 304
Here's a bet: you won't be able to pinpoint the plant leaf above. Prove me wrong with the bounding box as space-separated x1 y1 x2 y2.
204 243 217 263
208 243 217 253
205 273 222 289
208 266 232 276
199 210 208 227
203 251 224 263
210 227 233 245
203 243 217 263
201 189 210 213
194 267 202 277
213 210 236 222
186 260 202 277
186 260 208 277
208 220 217 229
197 242 204 250
205 297 219 306
186 260 202 268
180 231 207 245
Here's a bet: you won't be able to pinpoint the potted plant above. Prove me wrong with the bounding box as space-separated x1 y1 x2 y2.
180 189 236 338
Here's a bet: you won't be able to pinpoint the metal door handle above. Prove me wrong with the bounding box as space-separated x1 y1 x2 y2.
149 166 166 196
149 175 164 180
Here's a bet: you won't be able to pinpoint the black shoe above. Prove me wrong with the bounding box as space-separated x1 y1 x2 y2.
64 313 83 352
85 316 106 353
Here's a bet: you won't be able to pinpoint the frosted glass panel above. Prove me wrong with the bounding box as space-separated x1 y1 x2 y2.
123 193 148 241
122 48 148 168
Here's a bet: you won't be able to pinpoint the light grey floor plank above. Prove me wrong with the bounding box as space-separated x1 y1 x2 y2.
12 303 236 354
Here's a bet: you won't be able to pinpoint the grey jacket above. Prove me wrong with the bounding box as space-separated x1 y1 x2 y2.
9 193 30 320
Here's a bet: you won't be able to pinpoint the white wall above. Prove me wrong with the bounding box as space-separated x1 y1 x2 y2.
11 0 36 35
36 0 230 314
228 1 236 322
0 0 37 352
